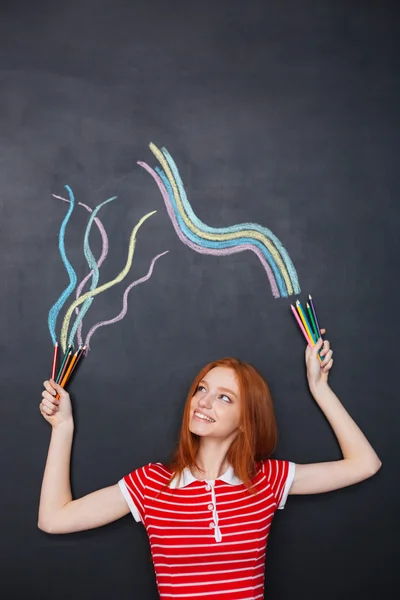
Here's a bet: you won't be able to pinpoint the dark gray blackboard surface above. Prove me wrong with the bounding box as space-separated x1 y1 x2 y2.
0 1 398 598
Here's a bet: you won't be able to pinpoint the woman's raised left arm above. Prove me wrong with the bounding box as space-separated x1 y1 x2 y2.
290 333 382 496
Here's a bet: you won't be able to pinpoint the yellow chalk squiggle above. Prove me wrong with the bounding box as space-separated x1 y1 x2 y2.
149 143 293 296
60 211 156 352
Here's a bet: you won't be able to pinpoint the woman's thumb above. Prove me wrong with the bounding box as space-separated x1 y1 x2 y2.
314 337 323 352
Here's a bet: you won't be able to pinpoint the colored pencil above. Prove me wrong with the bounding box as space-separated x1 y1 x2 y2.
60 349 79 388
296 300 316 344
308 295 322 338
51 342 59 380
292 303 322 362
306 303 319 340
56 345 72 384
291 305 313 349
69 345 85 379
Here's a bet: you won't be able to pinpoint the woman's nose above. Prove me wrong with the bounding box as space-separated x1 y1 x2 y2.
198 394 213 409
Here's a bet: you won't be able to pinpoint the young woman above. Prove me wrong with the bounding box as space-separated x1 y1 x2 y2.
38 335 381 599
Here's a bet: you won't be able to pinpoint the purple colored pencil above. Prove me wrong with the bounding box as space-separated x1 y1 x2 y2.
308 295 322 338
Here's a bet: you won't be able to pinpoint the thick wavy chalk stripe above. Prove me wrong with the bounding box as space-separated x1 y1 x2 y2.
48 185 77 346
152 144 292 297
160 146 300 295
149 143 299 297
138 162 279 298
53 196 110 347
155 167 285 295
60 211 156 352
67 196 117 347
84 251 169 351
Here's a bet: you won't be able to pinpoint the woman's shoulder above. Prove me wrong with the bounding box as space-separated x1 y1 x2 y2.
122 462 173 495
254 458 294 478
138 462 173 481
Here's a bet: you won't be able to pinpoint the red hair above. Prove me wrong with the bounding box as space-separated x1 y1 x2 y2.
169 357 278 489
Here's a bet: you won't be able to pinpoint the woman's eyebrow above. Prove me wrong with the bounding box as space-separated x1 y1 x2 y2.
199 380 238 398
218 386 238 398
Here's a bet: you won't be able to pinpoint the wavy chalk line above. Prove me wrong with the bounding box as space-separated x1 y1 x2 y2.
160 145 300 295
53 196 110 347
48 185 77 346
156 168 282 296
68 196 117 346
84 251 169 351
60 211 156 352
151 143 295 297
137 161 280 297
148 143 299 297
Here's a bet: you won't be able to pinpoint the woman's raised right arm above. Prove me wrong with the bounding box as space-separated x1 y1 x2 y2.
38 379 129 534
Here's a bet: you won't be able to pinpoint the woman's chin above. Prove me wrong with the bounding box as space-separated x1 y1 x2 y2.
189 421 212 437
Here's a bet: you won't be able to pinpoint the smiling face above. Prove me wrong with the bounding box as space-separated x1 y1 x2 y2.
189 366 241 442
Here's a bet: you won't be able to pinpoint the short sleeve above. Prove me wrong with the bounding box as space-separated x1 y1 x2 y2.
261 459 296 510
118 464 150 523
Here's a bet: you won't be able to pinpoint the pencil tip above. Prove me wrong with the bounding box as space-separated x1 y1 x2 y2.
309 294 312 299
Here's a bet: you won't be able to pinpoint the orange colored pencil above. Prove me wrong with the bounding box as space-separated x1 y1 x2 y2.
69 345 86 378
60 349 79 388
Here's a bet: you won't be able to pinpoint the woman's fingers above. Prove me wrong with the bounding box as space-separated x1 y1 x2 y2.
49 378 67 396
321 349 333 365
43 380 57 396
40 381 61 419
40 402 55 416
41 396 59 410
320 344 333 360
319 339 330 356
323 358 334 373
42 390 59 406
40 397 58 411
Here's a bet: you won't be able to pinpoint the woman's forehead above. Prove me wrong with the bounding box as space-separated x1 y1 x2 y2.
202 366 239 392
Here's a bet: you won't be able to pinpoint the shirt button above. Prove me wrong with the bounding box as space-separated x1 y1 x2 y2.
205 485 211 491
208 503 214 510
209 522 215 529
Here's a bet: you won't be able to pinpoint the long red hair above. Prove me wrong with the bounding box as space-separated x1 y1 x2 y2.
169 357 278 489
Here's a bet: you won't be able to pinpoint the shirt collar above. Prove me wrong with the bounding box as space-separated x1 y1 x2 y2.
169 465 243 489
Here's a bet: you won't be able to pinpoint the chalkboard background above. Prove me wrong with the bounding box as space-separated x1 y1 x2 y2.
0 1 397 598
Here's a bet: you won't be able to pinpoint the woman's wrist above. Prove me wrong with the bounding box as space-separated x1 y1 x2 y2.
52 418 74 434
309 379 331 401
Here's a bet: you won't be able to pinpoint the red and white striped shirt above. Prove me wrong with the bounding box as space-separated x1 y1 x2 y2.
119 460 295 599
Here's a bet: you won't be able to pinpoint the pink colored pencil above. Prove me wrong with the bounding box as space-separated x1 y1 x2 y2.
291 305 313 349
51 342 58 380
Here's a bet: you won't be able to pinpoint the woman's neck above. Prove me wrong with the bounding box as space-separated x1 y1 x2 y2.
192 437 233 481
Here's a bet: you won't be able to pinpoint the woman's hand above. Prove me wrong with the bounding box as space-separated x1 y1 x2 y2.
40 379 73 429
305 328 334 391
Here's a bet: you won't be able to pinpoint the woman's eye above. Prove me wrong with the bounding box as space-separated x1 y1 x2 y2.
220 395 231 403
197 385 206 392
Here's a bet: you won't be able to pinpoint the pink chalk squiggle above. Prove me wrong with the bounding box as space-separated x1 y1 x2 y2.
84 251 169 351
137 162 279 298
52 195 109 346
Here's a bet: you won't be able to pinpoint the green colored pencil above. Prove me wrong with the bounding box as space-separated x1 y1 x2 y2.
55 345 73 383
306 302 319 340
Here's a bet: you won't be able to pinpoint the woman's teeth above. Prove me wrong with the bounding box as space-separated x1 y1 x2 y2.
194 411 215 423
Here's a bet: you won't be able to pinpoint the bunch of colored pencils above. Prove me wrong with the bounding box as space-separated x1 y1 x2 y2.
290 295 323 357
50 343 86 388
